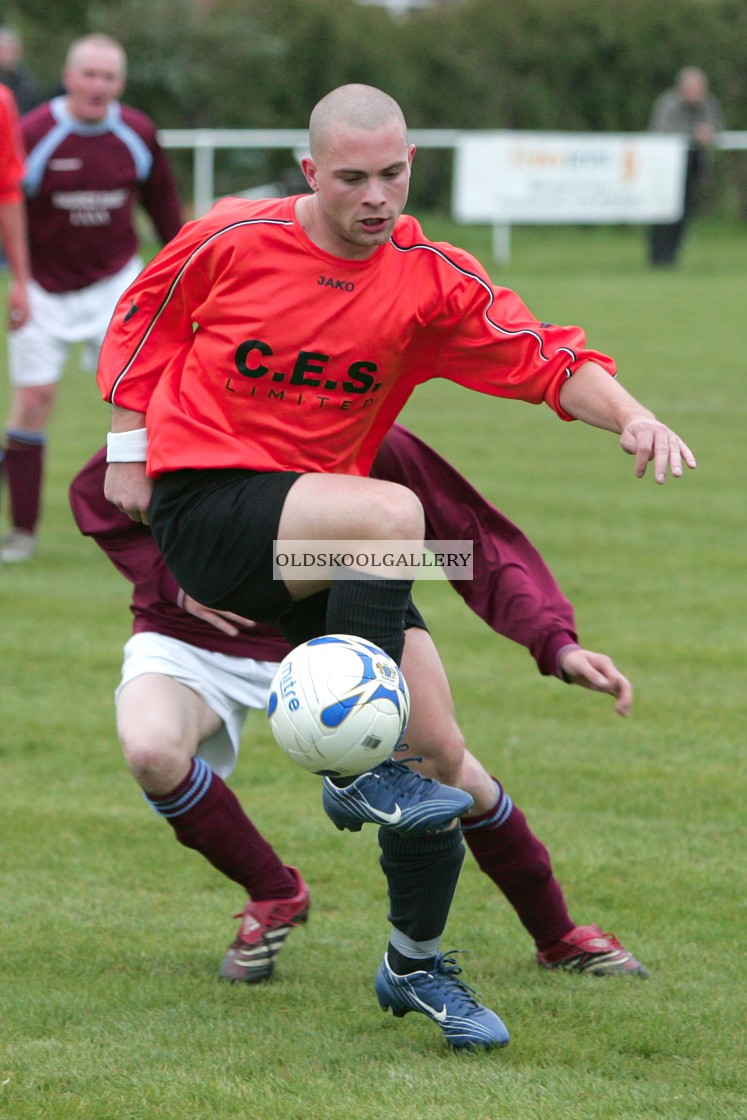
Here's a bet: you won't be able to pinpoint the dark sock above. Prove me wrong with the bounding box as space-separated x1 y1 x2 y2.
379 825 464 975
462 780 573 950
386 944 434 975
145 757 297 900
327 575 412 663
4 430 46 533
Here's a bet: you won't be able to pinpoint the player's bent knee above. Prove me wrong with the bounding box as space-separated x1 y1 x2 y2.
376 483 425 541
119 734 193 792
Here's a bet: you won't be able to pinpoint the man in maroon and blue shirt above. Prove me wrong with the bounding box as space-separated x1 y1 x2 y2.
1 33 182 563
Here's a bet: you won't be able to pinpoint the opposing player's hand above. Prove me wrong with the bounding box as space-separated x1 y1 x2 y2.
558 648 633 716
104 461 153 524
182 597 258 636
620 418 696 484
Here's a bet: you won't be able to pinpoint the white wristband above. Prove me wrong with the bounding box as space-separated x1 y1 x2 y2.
106 428 148 462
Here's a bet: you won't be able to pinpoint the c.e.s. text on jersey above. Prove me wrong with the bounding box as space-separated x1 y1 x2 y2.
228 339 381 405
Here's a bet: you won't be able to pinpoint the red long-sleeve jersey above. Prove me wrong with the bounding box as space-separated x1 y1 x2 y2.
0 84 24 204
69 425 578 677
97 194 616 478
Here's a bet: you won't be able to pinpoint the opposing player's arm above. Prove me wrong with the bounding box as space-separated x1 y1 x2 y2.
70 448 164 589
139 130 184 244
374 425 578 676
557 647 633 716
376 425 633 714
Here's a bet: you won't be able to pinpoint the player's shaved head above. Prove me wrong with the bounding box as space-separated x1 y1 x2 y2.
300 84 414 258
309 84 408 158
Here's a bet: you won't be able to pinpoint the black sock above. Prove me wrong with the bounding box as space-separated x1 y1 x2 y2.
327 575 412 663
386 945 436 975
379 825 465 975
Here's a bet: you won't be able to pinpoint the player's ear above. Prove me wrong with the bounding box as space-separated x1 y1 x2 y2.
300 155 319 192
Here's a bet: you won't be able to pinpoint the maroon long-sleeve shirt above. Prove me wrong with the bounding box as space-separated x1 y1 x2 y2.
22 97 182 292
69 424 578 676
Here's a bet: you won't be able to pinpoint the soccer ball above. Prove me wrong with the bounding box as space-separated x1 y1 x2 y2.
266 634 410 777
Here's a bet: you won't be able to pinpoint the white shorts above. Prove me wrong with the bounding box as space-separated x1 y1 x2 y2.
8 256 143 386
115 631 279 779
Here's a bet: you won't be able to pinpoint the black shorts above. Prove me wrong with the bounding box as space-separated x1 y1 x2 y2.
150 467 301 621
150 467 427 645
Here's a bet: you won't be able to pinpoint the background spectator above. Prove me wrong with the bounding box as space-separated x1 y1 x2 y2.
0 28 42 115
647 66 724 267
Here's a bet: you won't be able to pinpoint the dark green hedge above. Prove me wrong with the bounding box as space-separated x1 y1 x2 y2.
11 0 747 211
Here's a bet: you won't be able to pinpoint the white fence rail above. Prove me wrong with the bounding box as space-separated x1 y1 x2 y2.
160 128 747 219
160 128 465 216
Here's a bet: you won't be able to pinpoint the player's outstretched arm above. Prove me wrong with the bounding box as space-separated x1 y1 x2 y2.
559 361 697 484
557 647 633 716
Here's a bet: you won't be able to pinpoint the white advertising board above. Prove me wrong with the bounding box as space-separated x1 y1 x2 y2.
453 132 688 224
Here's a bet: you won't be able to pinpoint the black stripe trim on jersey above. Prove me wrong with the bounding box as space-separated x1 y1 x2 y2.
109 218 295 402
389 236 577 371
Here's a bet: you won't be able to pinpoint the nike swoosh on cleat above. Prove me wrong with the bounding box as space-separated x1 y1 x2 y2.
410 994 448 1022
365 804 403 824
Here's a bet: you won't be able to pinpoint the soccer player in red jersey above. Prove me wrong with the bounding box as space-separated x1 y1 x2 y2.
1 34 182 563
98 85 693 1048
0 82 29 331
70 424 644 987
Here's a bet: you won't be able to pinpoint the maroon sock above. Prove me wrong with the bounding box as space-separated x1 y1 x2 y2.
462 780 574 950
145 758 297 901
4 432 45 533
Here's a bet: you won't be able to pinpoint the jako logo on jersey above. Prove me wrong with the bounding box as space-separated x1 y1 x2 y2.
318 276 355 292
233 339 381 395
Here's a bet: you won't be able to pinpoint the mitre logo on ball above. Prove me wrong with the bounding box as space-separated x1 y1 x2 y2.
266 634 410 777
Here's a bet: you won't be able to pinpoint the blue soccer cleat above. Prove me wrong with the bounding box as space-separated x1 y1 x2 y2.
321 756 473 835
374 951 510 1050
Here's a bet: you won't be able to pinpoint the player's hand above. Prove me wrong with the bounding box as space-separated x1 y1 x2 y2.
104 461 153 524
620 418 696 484
182 597 258 636
558 648 633 716
8 281 29 330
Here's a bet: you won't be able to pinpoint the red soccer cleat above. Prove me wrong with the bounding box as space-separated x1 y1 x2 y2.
537 924 648 977
220 866 310 983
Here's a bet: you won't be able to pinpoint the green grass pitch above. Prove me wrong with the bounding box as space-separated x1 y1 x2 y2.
0 218 744 1119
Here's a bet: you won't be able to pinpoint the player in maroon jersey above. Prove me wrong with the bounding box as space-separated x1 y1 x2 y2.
70 424 646 988
1 34 182 564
